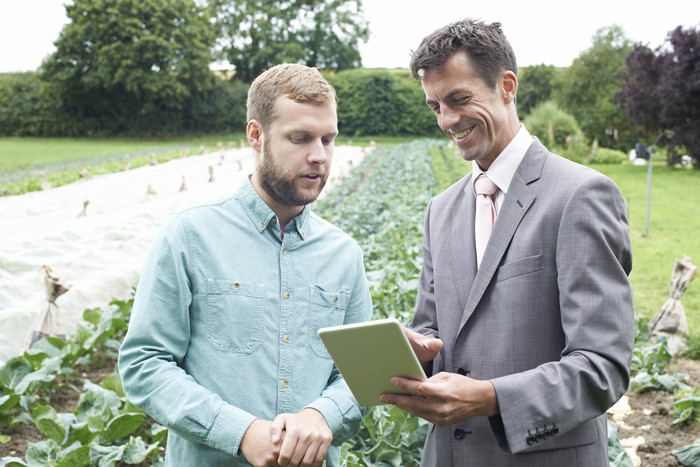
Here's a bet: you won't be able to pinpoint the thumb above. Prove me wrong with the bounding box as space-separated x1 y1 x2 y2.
424 335 443 354
270 414 286 444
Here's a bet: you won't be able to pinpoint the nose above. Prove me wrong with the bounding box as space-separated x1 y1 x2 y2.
438 106 460 133
308 138 330 165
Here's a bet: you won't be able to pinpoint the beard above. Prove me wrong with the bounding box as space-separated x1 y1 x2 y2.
258 144 328 207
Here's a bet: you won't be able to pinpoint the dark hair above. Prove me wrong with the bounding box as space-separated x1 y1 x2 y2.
409 19 517 89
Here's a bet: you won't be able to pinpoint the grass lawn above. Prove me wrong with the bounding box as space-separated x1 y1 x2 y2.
593 162 700 333
0 134 247 194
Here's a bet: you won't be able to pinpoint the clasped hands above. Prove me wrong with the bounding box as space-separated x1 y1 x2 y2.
240 407 331 467
378 326 499 426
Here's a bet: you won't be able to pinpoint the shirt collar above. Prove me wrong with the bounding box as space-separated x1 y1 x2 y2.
471 124 532 195
235 178 310 239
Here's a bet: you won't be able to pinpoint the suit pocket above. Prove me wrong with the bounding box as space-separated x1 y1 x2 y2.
495 254 543 283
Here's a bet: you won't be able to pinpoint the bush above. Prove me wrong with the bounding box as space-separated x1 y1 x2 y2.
523 100 583 150
326 69 441 137
0 73 67 137
588 147 628 165
183 79 249 134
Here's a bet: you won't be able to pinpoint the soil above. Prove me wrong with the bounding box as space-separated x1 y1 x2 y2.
2 357 699 466
609 357 700 467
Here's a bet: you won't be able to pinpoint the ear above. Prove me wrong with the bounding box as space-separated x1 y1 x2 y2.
246 119 263 153
501 70 518 104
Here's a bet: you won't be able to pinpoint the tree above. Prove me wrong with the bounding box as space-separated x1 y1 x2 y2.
41 0 217 135
553 25 635 150
517 64 558 118
209 0 369 83
615 26 700 167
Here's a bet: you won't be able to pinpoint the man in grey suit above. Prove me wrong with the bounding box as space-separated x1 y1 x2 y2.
379 19 635 466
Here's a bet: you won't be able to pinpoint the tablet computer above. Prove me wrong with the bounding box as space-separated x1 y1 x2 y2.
318 317 427 406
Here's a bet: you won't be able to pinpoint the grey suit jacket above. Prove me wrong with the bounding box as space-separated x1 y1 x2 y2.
411 138 634 466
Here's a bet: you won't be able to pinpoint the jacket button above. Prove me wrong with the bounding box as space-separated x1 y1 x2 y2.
456 367 467 376
543 429 552 440
535 432 543 442
551 426 559 436
526 435 536 445
454 428 467 439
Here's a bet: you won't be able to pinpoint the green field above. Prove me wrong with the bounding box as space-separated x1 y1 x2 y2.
1 137 698 333
595 162 700 332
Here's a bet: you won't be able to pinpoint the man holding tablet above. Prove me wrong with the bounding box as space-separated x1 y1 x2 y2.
379 19 634 466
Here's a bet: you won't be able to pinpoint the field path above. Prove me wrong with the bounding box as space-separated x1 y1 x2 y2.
0 145 367 365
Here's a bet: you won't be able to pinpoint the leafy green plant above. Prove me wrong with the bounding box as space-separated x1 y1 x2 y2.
0 297 166 466
672 386 700 426
342 405 428 467
629 336 689 392
672 438 700 466
607 419 634 467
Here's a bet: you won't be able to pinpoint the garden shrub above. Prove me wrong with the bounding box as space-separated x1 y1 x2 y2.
588 147 628 164
523 100 582 150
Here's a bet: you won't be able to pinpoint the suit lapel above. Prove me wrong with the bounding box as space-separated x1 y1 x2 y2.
458 140 548 331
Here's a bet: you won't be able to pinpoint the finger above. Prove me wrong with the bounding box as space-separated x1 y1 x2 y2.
390 376 427 395
412 335 443 363
270 415 286 444
300 441 321 467
278 432 301 466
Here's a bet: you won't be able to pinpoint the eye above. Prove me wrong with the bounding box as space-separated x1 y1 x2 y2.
322 135 336 146
429 104 440 115
290 135 308 144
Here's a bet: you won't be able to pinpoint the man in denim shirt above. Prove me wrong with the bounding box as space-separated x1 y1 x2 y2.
119 63 373 467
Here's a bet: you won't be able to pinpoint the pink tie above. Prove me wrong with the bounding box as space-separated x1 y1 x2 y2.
474 173 498 268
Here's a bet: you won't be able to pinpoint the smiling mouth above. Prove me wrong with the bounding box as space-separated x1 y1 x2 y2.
452 126 475 139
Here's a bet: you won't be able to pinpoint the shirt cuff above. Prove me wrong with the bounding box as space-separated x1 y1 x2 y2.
206 403 257 457
306 396 344 434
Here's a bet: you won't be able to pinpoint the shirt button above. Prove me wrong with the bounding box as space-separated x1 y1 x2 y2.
232 283 240 290
299 229 305 235
283 291 290 299
271 218 277 224
332 295 338 302
283 335 290 343
282 249 287 255
258 221 264 228
282 380 288 388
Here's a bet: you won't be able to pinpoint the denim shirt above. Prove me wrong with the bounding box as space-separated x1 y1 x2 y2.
118 180 373 466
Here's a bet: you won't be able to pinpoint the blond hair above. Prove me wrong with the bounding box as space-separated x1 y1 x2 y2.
246 63 337 130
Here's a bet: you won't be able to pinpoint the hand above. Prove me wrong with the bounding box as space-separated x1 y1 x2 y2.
379 372 499 426
270 408 332 467
240 419 282 467
401 325 443 367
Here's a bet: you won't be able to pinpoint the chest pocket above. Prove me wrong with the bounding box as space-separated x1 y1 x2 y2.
308 285 349 358
206 279 264 353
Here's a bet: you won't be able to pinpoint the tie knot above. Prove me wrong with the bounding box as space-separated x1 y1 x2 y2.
474 174 498 196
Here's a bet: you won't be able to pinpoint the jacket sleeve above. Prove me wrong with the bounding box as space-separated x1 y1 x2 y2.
118 214 256 458
490 173 634 454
